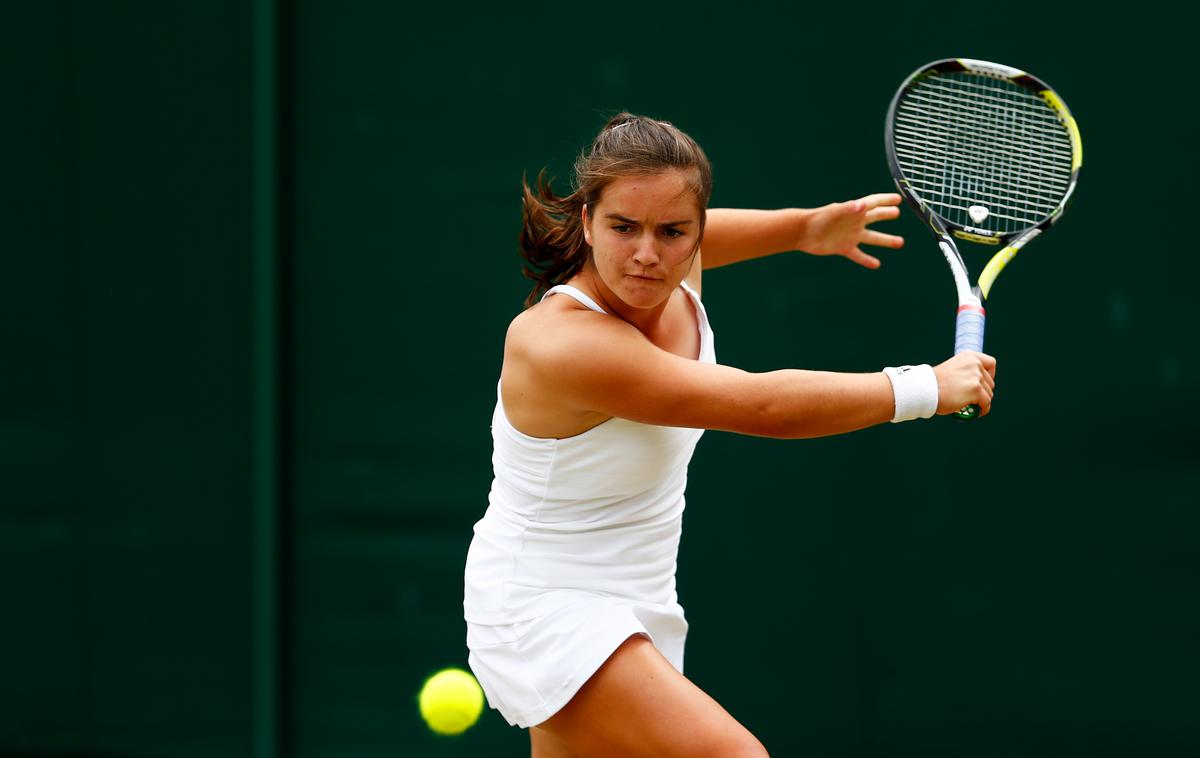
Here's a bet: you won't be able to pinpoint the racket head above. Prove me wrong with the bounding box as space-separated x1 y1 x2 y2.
885 58 1083 247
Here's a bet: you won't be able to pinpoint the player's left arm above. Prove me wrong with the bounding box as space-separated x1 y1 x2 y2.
701 194 905 271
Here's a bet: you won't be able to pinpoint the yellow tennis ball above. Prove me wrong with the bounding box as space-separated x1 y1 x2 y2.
418 667 484 736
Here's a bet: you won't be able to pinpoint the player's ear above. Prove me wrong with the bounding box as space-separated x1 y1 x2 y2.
582 203 592 246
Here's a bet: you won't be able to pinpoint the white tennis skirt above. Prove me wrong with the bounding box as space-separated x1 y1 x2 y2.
466 595 688 728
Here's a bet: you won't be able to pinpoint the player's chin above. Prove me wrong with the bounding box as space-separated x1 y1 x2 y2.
621 275 670 307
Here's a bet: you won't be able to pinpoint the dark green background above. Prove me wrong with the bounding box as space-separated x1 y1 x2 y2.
5 2 1197 756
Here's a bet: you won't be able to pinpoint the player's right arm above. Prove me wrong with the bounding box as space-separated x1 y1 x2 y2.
508 309 995 440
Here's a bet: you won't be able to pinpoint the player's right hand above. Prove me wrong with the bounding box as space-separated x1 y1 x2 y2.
933 352 997 416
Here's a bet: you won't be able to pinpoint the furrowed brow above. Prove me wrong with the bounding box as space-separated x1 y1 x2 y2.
603 213 692 227
604 214 638 224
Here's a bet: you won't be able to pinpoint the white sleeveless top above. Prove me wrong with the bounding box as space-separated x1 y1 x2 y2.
464 282 716 626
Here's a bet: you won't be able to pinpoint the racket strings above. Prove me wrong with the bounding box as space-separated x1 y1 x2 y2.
893 71 1074 235
892 127 1070 187
891 168 1059 221
895 101 1073 161
924 74 1047 105
892 135 1069 201
919 77 1066 130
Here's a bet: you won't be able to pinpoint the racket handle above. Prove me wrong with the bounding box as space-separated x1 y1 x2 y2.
954 305 986 354
953 305 986 421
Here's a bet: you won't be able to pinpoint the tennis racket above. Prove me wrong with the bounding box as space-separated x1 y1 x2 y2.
885 58 1082 420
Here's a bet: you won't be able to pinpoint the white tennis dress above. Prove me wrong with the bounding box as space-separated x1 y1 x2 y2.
463 282 716 728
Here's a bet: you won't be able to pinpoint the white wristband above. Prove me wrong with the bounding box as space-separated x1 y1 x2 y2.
882 365 939 423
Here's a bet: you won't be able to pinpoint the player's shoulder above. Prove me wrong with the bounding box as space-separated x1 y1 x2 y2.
505 295 637 372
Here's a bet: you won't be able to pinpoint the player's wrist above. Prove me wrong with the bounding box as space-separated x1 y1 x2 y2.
786 207 816 253
882 365 939 423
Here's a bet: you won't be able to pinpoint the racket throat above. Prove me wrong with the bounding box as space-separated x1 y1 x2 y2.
937 239 982 308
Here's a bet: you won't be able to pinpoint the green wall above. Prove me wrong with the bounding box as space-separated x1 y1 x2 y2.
4 2 257 756
5 2 1197 756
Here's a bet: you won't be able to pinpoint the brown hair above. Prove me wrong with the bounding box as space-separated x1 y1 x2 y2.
517 113 714 308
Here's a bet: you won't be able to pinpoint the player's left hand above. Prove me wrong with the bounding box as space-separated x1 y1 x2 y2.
797 193 905 269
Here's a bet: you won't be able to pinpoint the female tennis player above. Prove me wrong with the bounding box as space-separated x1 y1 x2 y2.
464 113 996 756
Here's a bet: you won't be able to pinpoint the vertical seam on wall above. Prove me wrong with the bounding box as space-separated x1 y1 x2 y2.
251 0 280 756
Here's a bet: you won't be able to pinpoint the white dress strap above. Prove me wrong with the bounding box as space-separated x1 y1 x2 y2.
542 284 607 314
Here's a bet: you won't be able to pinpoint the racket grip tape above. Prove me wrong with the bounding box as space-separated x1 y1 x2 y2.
953 305 986 421
954 305 986 355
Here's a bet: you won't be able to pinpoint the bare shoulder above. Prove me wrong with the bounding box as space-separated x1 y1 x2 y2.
504 296 638 378
501 296 643 436
506 297 593 360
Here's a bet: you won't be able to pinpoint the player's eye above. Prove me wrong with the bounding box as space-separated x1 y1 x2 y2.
611 224 633 234
662 227 685 238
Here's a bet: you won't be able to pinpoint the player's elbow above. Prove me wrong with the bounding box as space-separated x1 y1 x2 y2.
744 393 845 439
741 397 809 439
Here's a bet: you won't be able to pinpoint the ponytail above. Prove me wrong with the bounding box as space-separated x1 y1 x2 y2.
518 170 588 309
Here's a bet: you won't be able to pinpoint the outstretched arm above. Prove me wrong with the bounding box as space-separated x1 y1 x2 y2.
519 308 996 439
702 193 905 271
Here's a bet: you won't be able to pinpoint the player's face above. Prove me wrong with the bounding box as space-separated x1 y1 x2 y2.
583 170 702 310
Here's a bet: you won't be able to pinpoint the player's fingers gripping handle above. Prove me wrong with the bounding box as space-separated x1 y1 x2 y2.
953 306 986 421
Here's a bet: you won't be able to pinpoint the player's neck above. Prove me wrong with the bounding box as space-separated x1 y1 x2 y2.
574 266 670 336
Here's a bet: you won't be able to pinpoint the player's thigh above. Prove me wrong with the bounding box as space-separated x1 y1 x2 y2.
530 726 579 758
538 634 767 758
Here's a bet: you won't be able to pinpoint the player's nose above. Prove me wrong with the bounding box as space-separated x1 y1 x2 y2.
631 237 660 266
